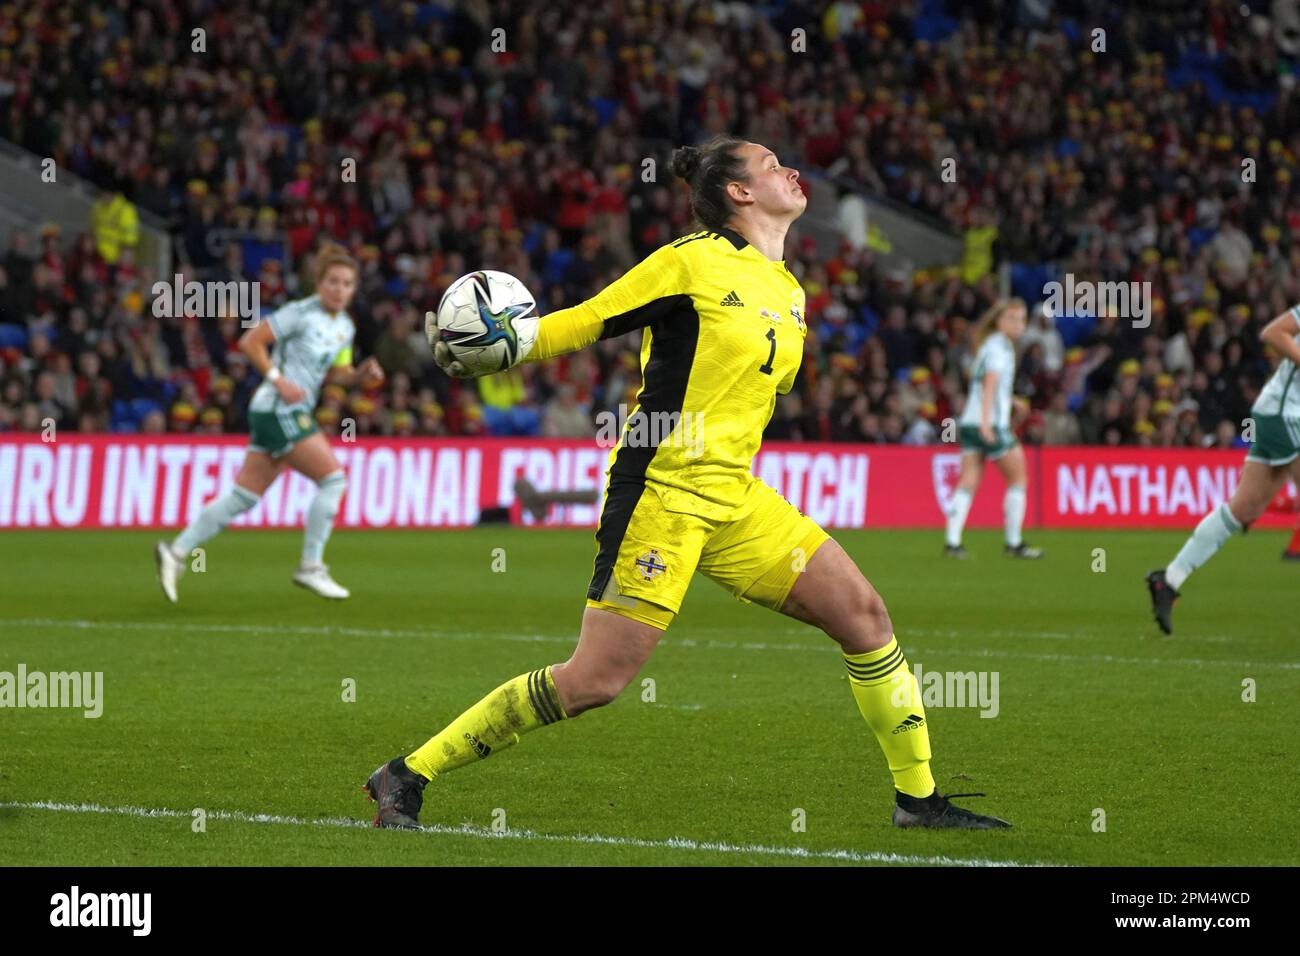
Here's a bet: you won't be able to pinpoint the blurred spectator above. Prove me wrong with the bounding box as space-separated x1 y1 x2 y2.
89 181 139 266
542 383 594 438
1043 393 1082 445
478 368 539 436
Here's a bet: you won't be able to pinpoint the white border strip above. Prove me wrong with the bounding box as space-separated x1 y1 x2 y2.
2 800 1052 868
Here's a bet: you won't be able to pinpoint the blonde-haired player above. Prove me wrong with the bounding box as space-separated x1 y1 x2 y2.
155 244 383 602
944 297 1043 559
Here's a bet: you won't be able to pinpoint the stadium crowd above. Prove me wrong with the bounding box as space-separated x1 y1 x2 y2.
1 0 1297 453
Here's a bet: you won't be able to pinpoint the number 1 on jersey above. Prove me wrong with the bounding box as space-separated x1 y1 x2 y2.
759 327 776 375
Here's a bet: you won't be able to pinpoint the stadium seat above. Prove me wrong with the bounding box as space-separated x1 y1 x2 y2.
0 324 27 349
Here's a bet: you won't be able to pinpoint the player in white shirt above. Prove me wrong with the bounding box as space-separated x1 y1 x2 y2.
945 297 1043 559
155 244 384 603
1147 304 1300 633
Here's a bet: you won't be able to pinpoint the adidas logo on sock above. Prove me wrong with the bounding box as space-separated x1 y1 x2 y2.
891 713 926 735
720 290 744 307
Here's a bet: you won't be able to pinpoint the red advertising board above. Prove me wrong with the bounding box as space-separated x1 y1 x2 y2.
0 434 1292 530
1037 445 1293 528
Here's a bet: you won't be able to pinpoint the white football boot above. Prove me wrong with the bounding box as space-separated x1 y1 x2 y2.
293 563 350 600
155 541 186 604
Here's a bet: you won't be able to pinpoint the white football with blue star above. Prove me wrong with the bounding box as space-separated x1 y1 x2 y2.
430 270 539 375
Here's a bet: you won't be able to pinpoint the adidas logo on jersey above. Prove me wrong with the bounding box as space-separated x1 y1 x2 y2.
720 290 744 307
891 713 926 735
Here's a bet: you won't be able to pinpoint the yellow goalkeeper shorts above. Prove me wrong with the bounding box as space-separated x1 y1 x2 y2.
585 477 830 630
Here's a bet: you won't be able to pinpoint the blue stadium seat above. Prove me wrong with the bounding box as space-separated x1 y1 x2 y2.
130 398 164 423
0 324 28 349
110 399 131 428
1010 262 1057 306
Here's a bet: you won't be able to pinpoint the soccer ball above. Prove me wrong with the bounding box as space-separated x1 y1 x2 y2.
429 270 539 375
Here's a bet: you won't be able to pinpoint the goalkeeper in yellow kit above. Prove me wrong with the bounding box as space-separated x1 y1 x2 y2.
365 136 1010 831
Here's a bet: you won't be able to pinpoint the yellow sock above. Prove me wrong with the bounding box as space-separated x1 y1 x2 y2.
844 636 936 798
404 666 567 780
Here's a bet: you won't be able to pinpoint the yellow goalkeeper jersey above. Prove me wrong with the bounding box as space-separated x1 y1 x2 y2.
529 227 807 519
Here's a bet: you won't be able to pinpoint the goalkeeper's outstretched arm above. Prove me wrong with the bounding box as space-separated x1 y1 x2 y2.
431 242 687 376
525 301 606 362
527 241 687 362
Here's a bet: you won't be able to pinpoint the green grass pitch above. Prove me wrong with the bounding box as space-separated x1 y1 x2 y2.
1 527 1296 866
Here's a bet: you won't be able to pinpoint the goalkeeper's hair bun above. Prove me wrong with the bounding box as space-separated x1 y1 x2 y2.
670 135 749 232
669 145 703 182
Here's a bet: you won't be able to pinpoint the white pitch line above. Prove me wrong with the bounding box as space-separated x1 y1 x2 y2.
904 627 1233 645
4 616 571 645
0 800 1050 868
906 645 1300 671
5 617 1297 671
